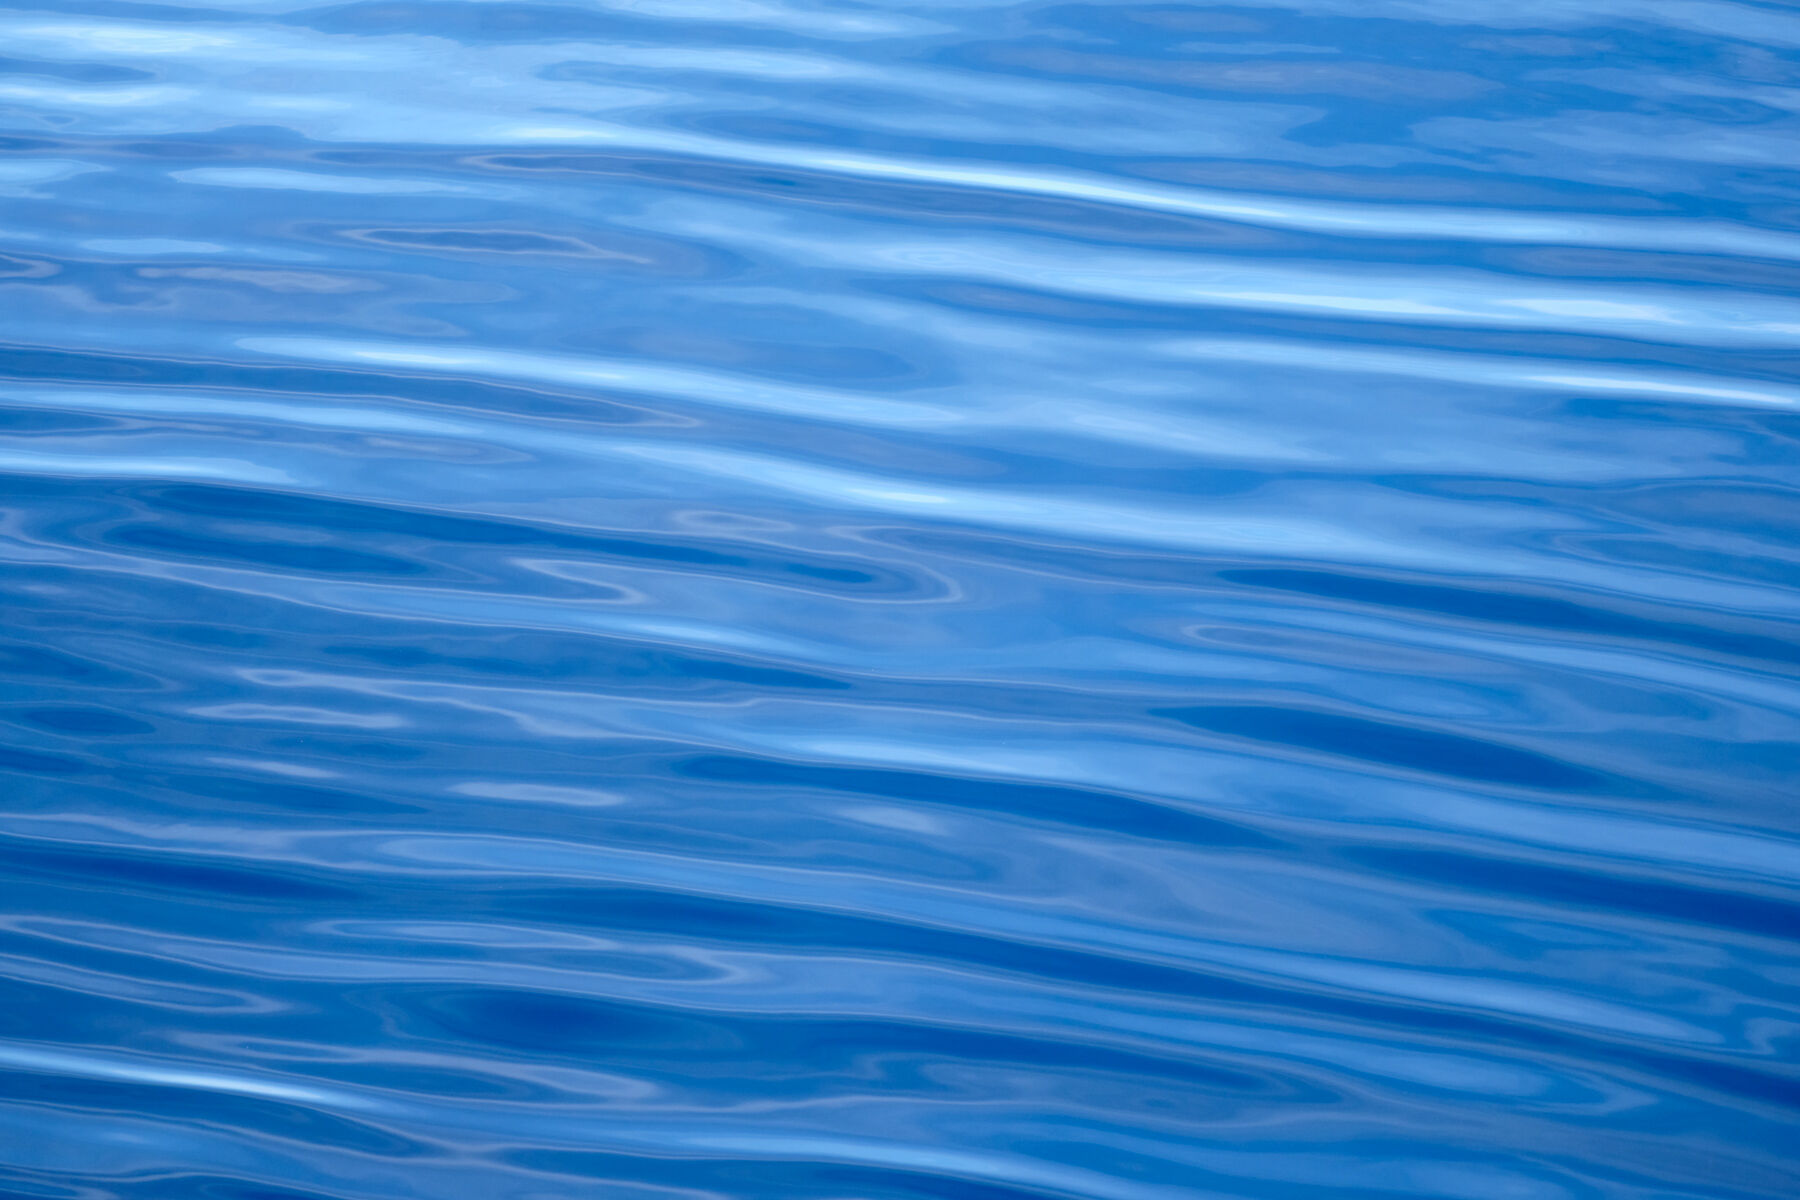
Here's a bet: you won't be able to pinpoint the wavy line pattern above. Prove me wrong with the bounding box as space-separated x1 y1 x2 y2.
1 2 1798 1198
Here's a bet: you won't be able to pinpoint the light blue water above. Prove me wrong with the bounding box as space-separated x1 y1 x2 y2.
2 2 1799 1198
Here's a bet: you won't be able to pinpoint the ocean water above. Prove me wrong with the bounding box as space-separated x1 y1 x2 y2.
2 1 1799 1197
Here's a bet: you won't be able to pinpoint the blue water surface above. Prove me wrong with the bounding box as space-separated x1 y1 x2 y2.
2 1 1799 1197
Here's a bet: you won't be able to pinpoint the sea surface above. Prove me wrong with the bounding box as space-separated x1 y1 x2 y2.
2 1 1798 1198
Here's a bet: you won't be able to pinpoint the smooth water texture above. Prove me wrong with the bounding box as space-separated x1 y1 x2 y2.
2 2 1799 1198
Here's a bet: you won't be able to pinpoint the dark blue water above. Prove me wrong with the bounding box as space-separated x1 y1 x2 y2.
3 2 1799 1197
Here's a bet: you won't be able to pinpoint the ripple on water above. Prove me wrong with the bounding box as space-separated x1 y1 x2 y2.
0 2 1797 1199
